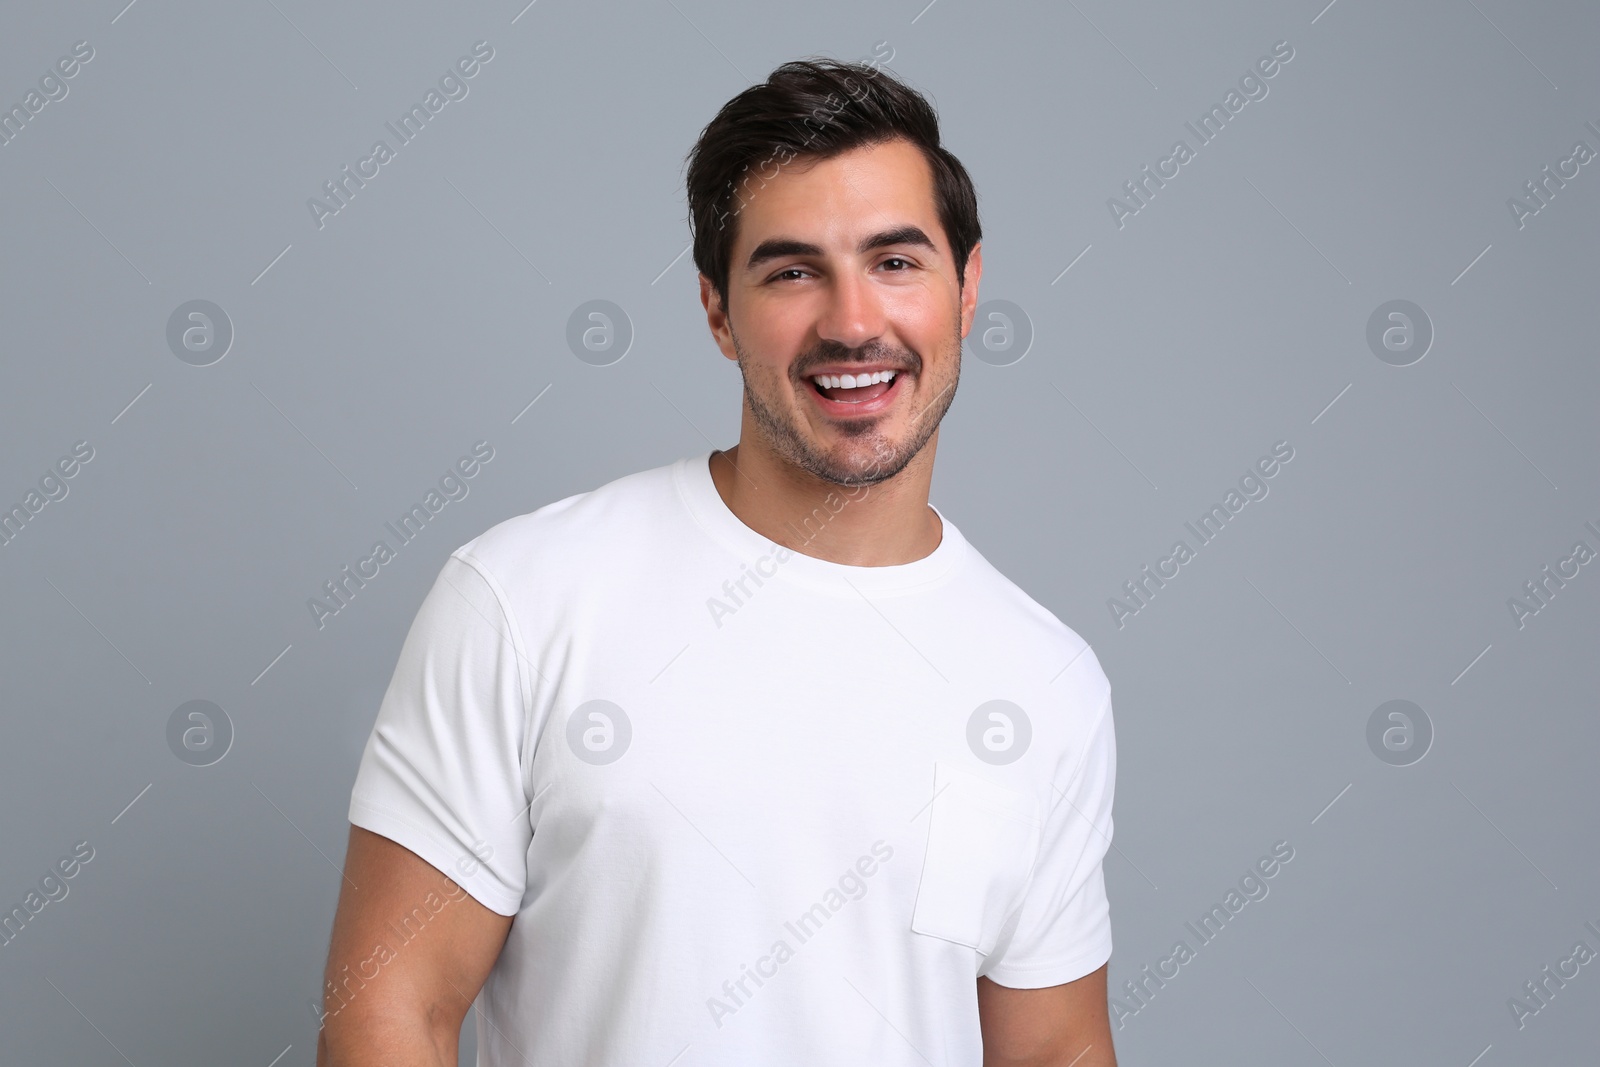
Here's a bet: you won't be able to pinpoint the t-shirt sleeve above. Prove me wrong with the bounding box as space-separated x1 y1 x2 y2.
980 688 1116 987
347 550 534 917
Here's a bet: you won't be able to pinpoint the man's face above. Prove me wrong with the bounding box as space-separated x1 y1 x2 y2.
701 137 981 487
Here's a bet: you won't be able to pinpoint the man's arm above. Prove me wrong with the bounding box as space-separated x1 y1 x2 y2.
316 825 514 1067
977 964 1117 1067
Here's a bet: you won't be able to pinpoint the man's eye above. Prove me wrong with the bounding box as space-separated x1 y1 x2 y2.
772 268 807 282
881 257 912 271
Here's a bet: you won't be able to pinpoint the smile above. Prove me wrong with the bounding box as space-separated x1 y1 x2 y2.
804 368 905 416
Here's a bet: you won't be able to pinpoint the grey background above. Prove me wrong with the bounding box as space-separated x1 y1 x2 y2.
1 0 1596 1063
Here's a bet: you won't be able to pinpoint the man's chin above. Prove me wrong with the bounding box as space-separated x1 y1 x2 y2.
793 438 907 488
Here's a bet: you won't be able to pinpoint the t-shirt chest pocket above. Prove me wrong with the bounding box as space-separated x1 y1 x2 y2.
910 761 1043 956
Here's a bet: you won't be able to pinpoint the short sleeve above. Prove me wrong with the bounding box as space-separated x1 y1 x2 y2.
980 688 1116 987
347 550 534 917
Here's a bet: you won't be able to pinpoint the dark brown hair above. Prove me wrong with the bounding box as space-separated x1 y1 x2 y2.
685 56 981 309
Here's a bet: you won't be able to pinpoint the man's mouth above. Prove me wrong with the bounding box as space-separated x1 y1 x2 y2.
807 369 898 404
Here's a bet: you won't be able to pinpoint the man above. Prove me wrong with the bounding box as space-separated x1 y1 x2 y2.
317 57 1118 1066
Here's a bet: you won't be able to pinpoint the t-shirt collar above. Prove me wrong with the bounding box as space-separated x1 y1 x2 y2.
673 450 968 597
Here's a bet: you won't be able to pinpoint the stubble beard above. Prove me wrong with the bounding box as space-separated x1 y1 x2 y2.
730 323 961 489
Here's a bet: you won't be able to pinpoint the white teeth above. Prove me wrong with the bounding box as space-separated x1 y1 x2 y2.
810 370 897 390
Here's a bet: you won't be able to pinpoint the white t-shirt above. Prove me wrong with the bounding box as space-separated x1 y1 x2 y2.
347 450 1115 1066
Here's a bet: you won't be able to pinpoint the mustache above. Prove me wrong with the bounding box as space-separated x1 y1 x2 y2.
794 341 920 377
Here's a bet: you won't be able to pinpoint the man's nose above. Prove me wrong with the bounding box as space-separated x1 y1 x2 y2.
814 269 887 350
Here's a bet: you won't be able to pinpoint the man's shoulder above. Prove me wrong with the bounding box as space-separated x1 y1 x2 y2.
958 535 1109 699
449 454 686 580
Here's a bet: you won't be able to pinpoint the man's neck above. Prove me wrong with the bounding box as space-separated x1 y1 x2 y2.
707 437 943 568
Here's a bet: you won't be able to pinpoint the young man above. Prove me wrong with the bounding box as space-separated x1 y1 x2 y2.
317 58 1118 1066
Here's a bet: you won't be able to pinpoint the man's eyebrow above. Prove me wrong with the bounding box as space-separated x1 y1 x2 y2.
743 226 939 272
859 226 937 256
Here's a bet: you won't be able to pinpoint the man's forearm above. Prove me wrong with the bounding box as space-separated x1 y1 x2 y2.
983 1039 1116 1067
316 1005 461 1067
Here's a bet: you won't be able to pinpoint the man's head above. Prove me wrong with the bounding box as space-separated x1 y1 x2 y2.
685 58 982 488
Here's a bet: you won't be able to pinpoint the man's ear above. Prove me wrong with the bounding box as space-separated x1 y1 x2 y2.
700 274 738 362
958 242 983 340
